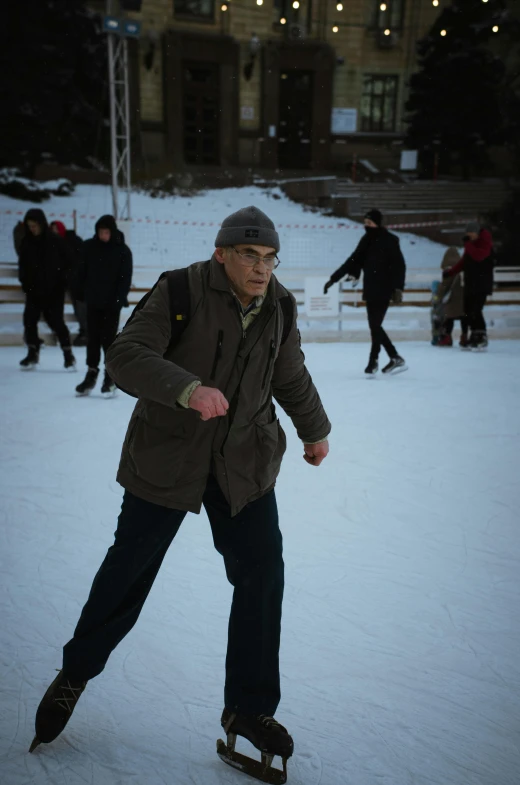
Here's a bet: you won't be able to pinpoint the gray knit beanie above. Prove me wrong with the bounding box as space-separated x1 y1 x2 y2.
465 221 480 234
215 206 280 252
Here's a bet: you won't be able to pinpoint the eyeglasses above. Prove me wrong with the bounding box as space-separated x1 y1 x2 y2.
231 246 281 270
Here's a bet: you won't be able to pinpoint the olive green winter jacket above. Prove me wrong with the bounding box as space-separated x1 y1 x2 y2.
106 257 331 516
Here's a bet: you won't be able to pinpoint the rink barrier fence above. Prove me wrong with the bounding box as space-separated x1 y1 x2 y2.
1 262 520 344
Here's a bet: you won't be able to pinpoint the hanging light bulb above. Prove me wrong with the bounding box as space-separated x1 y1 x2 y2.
332 25 339 33
221 3 228 9
384 28 391 36
380 3 387 10
440 29 447 36
432 0 439 6
292 0 300 7
492 25 499 32
280 16 287 24
336 2 343 10
256 0 263 5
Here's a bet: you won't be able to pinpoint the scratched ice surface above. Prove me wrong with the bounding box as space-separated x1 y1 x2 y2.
1 342 519 785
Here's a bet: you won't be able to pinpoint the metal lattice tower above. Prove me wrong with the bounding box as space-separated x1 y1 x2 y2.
107 32 131 221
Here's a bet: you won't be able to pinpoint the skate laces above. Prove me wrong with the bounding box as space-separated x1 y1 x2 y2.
258 715 287 733
54 680 85 714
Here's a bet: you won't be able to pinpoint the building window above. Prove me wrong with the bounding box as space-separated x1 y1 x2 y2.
375 0 405 30
360 75 398 132
174 0 215 21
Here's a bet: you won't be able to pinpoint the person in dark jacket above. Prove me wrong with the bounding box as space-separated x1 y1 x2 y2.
50 221 88 346
75 215 133 396
30 207 331 771
324 209 407 375
443 221 494 351
18 209 76 370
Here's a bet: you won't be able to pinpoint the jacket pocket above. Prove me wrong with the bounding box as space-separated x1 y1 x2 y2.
210 330 224 380
127 415 188 489
254 404 287 490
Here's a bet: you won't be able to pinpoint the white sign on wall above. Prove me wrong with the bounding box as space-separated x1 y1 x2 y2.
400 149 418 171
304 277 340 318
331 108 358 134
241 106 254 121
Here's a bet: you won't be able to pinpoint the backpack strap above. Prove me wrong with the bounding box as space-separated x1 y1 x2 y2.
279 294 294 345
164 268 191 350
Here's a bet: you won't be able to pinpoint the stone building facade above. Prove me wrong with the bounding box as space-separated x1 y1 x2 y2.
111 0 443 173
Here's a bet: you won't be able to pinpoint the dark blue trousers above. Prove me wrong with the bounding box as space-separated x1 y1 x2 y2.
62 475 284 715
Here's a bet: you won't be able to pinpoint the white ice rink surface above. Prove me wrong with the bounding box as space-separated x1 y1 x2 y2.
0 342 519 785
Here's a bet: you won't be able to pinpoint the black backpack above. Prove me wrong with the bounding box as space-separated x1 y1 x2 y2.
117 268 294 398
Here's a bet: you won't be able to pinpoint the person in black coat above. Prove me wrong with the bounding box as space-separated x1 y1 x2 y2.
324 209 407 375
18 209 76 370
50 221 88 346
75 215 133 396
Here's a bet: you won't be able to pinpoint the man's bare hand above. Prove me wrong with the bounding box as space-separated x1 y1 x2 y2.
189 386 229 421
303 440 329 467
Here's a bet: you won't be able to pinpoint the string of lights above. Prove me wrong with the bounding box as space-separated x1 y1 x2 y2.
219 0 502 37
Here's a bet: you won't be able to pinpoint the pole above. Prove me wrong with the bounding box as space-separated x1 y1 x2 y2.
433 151 439 182
351 153 357 183
122 37 131 221
108 32 118 218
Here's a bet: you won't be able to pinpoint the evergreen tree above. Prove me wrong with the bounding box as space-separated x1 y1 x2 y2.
0 0 107 174
405 0 519 178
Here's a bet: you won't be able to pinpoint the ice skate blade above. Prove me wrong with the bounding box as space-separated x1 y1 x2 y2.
383 364 408 376
29 736 41 753
101 391 117 399
217 739 288 784
20 366 38 371
75 389 93 397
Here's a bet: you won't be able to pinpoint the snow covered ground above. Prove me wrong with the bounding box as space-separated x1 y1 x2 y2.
0 184 451 272
1 342 519 785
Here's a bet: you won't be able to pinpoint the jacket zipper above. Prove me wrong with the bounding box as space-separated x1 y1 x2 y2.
210 330 224 380
261 339 276 389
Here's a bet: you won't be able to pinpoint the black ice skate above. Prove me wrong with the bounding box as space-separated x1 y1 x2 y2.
63 347 77 371
20 345 40 370
365 358 378 375
217 709 293 784
101 371 117 398
29 670 87 752
76 367 99 396
382 355 407 375
470 332 488 352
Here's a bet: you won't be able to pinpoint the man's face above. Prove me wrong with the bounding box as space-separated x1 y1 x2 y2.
27 220 42 236
364 218 378 229
215 244 276 305
466 232 479 241
50 224 60 235
98 228 111 242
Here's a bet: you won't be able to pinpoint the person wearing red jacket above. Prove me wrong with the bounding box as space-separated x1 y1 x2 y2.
443 222 494 350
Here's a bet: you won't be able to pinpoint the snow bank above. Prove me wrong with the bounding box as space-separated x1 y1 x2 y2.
0 184 450 273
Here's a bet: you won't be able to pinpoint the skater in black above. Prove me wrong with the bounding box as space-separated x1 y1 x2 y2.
18 209 76 370
30 207 332 783
324 209 407 375
75 215 133 396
